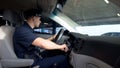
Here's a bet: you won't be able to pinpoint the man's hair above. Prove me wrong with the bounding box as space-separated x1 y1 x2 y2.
24 8 42 20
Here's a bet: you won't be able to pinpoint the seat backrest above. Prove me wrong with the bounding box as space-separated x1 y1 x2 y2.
0 25 17 59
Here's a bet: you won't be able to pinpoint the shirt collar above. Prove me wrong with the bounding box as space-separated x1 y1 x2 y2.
24 22 34 32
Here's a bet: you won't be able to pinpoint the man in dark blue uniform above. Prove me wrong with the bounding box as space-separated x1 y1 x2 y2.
13 9 69 68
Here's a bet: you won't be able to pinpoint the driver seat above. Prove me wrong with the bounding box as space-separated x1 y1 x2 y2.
0 10 34 68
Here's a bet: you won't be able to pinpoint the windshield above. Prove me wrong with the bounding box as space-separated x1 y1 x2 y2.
51 0 120 36
62 0 120 26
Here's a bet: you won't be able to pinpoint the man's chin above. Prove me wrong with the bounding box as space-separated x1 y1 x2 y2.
34 26 40 29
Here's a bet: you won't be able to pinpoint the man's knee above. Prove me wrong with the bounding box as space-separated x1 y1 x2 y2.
55 55 69 68
56 55 67 62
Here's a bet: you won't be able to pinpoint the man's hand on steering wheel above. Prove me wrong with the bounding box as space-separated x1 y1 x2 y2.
52 28 65 44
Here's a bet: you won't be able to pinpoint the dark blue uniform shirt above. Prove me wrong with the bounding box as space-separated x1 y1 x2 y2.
13 22 69 68
13 22 39 59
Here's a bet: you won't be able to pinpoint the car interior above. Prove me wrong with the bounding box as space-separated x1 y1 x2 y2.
0 0 120 68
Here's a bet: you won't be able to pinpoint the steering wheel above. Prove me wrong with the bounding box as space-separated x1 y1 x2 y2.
53 29 65 43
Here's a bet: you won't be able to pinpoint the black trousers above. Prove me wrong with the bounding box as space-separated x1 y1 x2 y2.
32 50 69 68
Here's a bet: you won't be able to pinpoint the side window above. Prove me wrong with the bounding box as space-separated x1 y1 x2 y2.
0 16 6 26
34 17 62 34
0 10 12 27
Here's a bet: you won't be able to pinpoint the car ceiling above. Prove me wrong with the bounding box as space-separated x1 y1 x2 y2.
0 0 60 27
0 0 120 26
0 0 57 16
